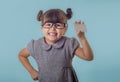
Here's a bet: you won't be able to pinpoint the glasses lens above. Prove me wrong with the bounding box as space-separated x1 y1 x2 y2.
55 23 65 29
42 23 52 29
42 22 67 29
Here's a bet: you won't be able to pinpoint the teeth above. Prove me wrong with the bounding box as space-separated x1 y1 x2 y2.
49 33 57 36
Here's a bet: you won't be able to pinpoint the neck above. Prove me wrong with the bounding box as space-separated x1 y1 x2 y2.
44 38 55 45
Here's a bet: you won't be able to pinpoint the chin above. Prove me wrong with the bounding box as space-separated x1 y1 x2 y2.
49 38 58 42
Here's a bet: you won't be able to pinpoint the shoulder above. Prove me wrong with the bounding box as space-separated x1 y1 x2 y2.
64 36 78 43
63 36 80 57
63 36 79 49
27 37 43 48
29 37 43 44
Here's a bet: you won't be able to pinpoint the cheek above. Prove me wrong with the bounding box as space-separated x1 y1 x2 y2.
41 29 49 35
57 29 67 35
62 29 67 35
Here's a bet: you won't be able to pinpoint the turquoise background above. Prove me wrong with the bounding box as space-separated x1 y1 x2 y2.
0 0 120 82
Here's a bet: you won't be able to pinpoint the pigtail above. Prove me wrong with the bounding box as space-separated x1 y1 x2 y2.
66 8 72 20
37 10 43 21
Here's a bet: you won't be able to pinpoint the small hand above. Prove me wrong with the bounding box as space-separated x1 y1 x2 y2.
74 21 86 38
74 20 87 32
30 70 39 81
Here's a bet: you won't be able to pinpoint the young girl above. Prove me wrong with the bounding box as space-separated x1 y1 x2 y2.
18 8 94 82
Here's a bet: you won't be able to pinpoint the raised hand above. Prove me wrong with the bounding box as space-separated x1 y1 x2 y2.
74 20 87 38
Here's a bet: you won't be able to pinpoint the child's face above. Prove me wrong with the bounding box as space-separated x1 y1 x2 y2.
41 22 67 44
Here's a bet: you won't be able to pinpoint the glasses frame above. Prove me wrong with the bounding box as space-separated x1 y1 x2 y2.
42 22 68 29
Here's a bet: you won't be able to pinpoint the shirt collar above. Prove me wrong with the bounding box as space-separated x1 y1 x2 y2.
40 36 66 51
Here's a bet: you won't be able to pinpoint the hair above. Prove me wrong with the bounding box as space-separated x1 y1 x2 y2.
37 8 72 24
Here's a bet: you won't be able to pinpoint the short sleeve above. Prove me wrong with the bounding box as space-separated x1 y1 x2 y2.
69 38 79 58
26 40 35 58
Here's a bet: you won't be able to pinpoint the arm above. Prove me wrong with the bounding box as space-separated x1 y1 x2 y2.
74 21 94 61
18 48 38 80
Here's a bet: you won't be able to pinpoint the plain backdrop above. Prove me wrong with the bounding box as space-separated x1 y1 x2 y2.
0 0 120 82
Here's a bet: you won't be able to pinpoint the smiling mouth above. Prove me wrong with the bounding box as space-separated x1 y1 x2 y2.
48 32 57 36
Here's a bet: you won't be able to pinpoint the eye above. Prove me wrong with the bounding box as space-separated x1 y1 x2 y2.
56 23 62 27
44 23 52 27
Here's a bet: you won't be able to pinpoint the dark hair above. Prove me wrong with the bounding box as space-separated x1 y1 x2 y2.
37 8 72 24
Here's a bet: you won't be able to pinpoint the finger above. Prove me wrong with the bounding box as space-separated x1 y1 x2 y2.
76 29 81 34
82 21 84 24
33 77 38 81
78 20 81 24
74 21 77 26
33 76 38 80
74 21 78 24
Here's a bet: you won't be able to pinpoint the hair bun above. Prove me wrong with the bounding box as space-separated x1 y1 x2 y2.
37 10 43 21
66 8 72 20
